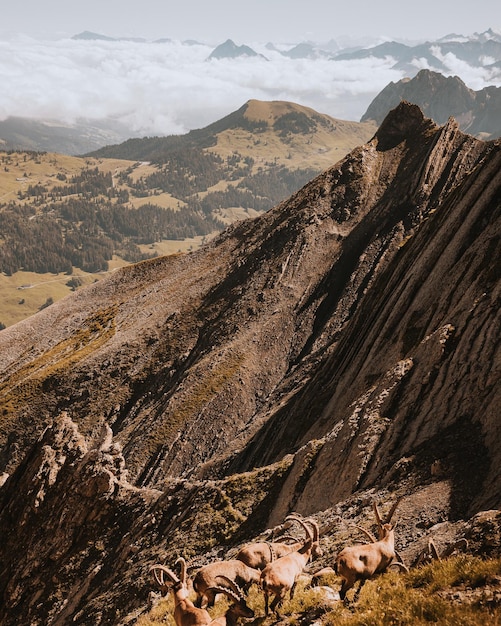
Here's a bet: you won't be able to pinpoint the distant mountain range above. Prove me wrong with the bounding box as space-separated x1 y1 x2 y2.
72 30 147 43
361 69 501 139
71 28 501 69
332 28 501 72
0 116 135 155
195 28 501 75
213 40 331 60
206 28 501 70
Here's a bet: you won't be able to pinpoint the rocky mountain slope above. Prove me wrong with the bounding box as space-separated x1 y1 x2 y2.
0 102 499 624
362 69 501 139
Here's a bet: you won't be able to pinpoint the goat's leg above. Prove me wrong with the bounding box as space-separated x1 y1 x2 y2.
339 578 352 602
270 590 285 616
353 579 366 603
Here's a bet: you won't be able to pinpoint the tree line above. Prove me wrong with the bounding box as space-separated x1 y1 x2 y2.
0 144 319 276
0 199 223 275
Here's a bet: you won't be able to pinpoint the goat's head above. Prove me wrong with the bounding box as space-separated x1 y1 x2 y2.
229 602 255 619
373 499 401 537
306 519 323 558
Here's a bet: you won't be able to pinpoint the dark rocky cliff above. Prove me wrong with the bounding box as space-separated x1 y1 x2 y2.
0 102 499 624
362 69 501 139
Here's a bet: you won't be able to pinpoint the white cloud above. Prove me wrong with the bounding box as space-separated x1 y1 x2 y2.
0 37 499 138
429 46 501 89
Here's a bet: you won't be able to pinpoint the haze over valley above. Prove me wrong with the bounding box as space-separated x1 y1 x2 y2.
0 28 500 150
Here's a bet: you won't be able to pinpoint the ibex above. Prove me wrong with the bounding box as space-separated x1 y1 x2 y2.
334 500 407 603
260 514 322 616
236 517 322 570
193 559 261 608
150 558 212 626
150 558 254 626
355 497 407 565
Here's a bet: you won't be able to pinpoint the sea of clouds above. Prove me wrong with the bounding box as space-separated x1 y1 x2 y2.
0 36 500 138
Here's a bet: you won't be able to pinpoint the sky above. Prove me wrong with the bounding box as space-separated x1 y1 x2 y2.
1 0 499 44
0 1 499 140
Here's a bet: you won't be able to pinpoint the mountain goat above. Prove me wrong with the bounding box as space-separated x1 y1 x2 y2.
260 515 322 615
334 500 406 603
236 516 322 570
193 559 260 608
150 558 254 626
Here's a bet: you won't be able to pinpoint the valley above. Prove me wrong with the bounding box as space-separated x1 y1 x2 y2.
0 100 377 326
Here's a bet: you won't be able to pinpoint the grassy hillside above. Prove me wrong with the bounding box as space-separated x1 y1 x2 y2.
0 152 211 326
138 555 501 625
91 99 376 171
0 101 376 327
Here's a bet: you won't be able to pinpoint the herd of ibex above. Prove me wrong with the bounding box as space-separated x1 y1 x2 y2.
149 499 467 624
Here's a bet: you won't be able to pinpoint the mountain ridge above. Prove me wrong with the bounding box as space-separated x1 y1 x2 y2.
88 99 375 166
334 29 501 74
361 69 501 139
1 102 497 490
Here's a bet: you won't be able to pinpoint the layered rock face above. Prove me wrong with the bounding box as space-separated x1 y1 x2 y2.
0 102 499 624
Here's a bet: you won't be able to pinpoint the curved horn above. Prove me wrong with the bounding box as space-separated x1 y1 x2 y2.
388 561 409 573
175 556 187 586
306 519 320 543
150 564 180 589
441 538 468 558
212 575 246 602
395 549 406 564
356 525 377 543
428 540 441 561
384 497 403 525
373 502 383 527
275 535 300 544
151 565 165 588
210 578 254 619
285 514 313 543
